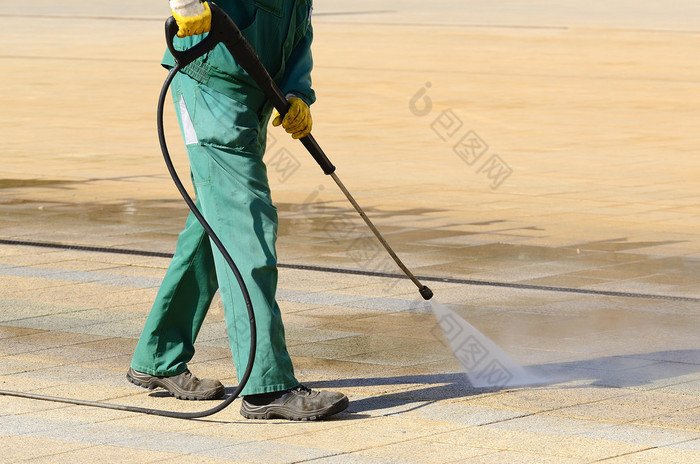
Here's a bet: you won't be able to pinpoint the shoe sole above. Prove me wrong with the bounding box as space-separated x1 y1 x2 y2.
240 395 349 421
126 369 224 401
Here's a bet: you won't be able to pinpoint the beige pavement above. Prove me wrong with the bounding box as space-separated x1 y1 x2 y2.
1 1 699 463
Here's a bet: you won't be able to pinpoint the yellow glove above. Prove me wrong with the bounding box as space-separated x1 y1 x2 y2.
171 1 212 38
272 97 312 139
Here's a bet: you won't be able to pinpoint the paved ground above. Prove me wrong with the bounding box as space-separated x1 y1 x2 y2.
1 1 699 463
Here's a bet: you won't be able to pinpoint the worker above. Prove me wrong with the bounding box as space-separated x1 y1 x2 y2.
127 0 348 421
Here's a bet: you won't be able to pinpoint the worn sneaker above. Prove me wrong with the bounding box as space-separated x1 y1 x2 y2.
240 384 349 421
126 367 225 401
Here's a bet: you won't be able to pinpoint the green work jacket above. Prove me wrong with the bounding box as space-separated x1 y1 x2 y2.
163 0 315 111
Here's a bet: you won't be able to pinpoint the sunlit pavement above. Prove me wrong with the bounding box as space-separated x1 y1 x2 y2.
1 1 698 462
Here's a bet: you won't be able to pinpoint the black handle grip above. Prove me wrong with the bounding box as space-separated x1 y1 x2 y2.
165 3 336 175
165 16 218 68
298 136 336 175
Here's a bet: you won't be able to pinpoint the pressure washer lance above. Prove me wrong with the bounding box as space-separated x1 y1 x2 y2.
0 3 431 419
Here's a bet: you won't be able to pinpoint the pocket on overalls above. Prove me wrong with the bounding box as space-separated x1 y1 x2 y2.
192 83 262 153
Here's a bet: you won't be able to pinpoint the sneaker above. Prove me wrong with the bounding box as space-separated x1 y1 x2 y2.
240 384 348 421
126 367 225 401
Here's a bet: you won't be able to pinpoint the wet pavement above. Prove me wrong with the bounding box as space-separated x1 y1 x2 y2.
1 1 699 463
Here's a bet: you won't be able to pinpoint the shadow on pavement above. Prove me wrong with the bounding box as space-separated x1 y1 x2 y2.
310 350 700 414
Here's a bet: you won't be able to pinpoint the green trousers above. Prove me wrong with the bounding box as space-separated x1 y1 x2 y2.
131 73 298 395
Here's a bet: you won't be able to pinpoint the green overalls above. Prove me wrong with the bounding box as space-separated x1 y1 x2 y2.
131 0 314 395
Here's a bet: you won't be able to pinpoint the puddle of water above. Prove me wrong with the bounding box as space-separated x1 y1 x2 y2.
0 198 186 223
430 299 543 388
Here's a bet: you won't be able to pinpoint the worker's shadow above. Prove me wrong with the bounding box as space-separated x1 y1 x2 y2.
308 349 700 416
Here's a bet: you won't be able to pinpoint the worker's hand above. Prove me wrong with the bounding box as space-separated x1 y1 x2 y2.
171 1 211 38
272 97 312 139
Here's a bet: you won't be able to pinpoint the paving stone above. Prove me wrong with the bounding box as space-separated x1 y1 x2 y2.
601 446 700 463
631 407 700 432
358 439 492 464
0 435 92 462
582 422 700 447
272 416 464 453
25 444 185 464
199 440 337 464
458 450 585 463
